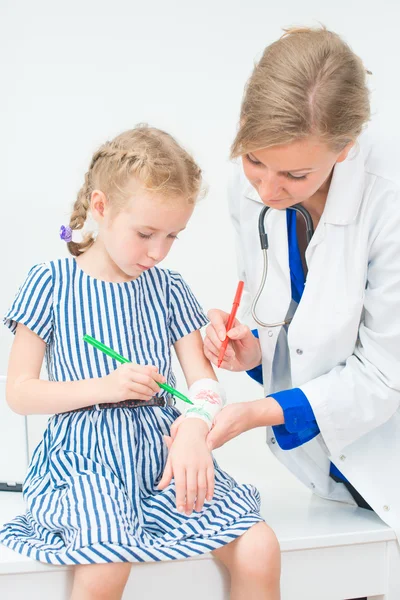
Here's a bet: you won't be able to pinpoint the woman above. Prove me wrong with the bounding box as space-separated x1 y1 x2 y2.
197 25 400 543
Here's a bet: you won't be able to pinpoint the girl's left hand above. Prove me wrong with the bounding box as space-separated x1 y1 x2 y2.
157 419 214 515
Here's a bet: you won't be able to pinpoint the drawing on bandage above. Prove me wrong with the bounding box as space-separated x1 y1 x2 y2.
192 390 223 406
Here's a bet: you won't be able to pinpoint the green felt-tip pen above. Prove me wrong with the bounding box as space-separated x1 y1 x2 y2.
83 334 193 405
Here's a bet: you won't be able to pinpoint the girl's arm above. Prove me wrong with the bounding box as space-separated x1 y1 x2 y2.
158 330 223 514
175 329 227 428
174 329 216 387
7 324 164 415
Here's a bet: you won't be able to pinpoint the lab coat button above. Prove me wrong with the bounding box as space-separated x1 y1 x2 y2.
268 330 273 337
296 349 303 355
310 483 316 489
383 505 390 512
271 437 276 444
340 455 346 461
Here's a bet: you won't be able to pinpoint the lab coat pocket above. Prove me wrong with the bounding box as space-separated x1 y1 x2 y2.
290 294 365 385
315 294 365 362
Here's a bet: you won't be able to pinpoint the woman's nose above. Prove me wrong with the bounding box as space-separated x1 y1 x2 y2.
258 174 282 202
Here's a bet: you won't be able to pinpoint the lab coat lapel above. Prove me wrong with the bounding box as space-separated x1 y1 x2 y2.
305 144 365 269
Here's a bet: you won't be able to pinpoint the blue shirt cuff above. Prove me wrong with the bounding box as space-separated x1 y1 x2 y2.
246 329 263 384
246 364 263 384
270 388 316 433
245 330 320 450
269 388 320 450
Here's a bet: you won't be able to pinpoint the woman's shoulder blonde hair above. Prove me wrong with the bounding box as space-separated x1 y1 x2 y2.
231 25 371 157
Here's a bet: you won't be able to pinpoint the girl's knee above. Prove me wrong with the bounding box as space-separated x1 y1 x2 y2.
72 562 131 600
215 522 280 581
240 523 280 571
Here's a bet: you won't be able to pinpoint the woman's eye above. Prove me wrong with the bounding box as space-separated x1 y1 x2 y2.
168 234 179 239
286 173 307 181
245 153 262 165
138 232 152 239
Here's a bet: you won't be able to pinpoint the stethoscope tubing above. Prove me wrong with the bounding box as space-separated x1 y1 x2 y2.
251 204 314 328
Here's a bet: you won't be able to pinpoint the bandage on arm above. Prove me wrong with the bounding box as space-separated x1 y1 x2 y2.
184 378 227 429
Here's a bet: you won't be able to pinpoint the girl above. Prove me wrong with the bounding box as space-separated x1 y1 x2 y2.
1 125 280 600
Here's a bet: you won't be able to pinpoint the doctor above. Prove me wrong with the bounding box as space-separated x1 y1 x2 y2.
202 26 400 539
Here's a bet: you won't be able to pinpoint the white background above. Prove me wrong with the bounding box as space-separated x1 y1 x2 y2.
1 0 399 484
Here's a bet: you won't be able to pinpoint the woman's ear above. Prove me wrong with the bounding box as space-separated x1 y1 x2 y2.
336 141 355 164
90 190 108 223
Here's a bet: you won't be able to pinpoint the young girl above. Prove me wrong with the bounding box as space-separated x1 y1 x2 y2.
1 125 280 600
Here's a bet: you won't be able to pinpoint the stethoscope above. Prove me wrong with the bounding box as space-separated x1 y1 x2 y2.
251 204 314 328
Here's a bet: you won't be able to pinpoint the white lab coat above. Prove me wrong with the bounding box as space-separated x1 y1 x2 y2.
229 129 400 540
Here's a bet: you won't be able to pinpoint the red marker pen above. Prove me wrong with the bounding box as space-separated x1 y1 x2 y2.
217 281 245 368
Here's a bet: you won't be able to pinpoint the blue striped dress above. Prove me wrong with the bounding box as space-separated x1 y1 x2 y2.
0 257 263 565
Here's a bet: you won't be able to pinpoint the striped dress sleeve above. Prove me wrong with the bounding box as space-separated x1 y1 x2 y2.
168 271 208 344
4 263 54 343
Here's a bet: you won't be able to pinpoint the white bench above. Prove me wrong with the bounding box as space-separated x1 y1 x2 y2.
1 425 399 600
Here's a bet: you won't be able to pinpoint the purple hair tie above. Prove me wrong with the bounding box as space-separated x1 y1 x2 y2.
60 225 73 243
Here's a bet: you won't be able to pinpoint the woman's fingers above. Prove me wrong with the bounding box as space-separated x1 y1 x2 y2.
207 309 230 342
203 330 219 354
204 335 235 358
207 310 246 340
203 345 235 371
203 335 235 374
226 322 250 341
207 308 229 342
203 345 217 366
206 424 224 451
205 322 224 349
203 335 236 368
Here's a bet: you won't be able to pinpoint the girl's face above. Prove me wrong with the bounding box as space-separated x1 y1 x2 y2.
242 137 353 209
93 181 194 280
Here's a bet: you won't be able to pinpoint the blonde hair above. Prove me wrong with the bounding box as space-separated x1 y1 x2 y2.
231 26 371 157
68 124 202 256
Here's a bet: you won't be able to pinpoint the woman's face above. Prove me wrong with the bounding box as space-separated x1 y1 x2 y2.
242 137 353 210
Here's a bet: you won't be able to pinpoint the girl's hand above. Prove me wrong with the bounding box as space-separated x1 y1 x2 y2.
158 419 214 515
203 309 262 372
100 363 166 403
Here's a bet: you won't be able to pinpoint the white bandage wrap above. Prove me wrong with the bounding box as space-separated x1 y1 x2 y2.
184 378 227 429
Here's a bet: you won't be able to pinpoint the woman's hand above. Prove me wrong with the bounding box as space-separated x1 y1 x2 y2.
206 398 285 450
158 419 214 515
206 403 255 450
203 309 262 371
100 363 166 403
164 404 254 452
